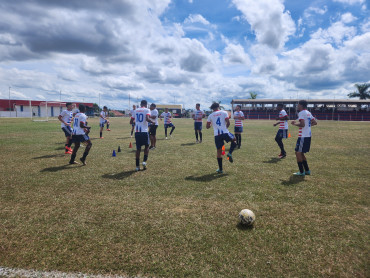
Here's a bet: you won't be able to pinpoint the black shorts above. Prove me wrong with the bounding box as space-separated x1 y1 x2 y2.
72 134 90 143
214 132 235 149
149 125 158 136
164 123 174 128
295 137 311 153
276 129 288 140
135 132 150 150
62 126 72 137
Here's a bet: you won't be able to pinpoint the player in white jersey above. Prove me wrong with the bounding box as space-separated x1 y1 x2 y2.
58 102 73 154
291 100 317 176
70 104 92 166
233 105 245 149
129 105 136 138
99 106 110 139
134 100 154 171
149 103 159 149
192 103 205 143
206 102 237 174
159 108 175 139
273 104 289 158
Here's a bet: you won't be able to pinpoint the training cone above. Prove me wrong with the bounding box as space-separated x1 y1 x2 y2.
222 145 225 151
288 133 291 138
112 150 116 157
222 151 226 155
118 146 121 152
129 142 132 148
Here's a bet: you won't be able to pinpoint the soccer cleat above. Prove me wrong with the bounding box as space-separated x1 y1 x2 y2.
165 137 168 140
196 140 199 143
293 171 305 176
279 153 287 159
142 162 147 170
80 158 86 166
199 140 202 143
65 150 72 154
107 129 111 131
69 161 78 165
135 167 140 172
227 153 233 163
305 170 311 175
216 169 223 174
100 137 104 139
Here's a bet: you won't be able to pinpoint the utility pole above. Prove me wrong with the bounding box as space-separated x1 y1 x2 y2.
8 86 11 116
128 92 130 109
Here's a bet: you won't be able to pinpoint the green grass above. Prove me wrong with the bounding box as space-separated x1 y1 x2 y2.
0 118 369 277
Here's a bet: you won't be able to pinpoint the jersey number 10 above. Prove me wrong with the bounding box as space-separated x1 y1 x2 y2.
136 114 144 123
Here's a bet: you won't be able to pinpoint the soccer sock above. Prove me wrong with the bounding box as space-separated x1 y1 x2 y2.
217 157 223 171
136 158 140 167
199 132 202 141
302 160 310 171
131 130 133 136
82 150 89 160
67 141 72 148
144 155 148 162
229 141 236 154
165 128 168 137
107 123 110 129
195 132 198 140
239 135 242 147
100 131 102 137
170 126 175 135
297 162 304 173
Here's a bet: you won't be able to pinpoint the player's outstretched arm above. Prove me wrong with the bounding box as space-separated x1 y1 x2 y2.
225 117 230 128
206 122 211 129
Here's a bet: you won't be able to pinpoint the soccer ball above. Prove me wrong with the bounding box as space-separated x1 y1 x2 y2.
239 209 255 226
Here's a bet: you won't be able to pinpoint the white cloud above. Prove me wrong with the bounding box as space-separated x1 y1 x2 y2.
341 12 357 23
333 0 365 4
184 14 210 25
232 0 296 50
223 43 251 66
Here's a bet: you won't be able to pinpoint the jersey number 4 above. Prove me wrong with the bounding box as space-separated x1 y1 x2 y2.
216 117 221 126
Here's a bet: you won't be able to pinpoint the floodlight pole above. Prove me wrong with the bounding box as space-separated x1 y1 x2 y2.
8 86 11 116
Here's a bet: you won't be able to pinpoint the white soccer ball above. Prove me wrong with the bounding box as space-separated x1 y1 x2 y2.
239 209 255 226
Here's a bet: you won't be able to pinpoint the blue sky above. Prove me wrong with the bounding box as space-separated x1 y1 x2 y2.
0 0 369 110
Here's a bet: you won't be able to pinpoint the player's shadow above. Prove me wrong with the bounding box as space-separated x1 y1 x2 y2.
185 173 229 182
41 164 82 172
33 154 65 159
102 170 136 180
181 142 196 146
236 223 255 231
280 175 305 186
263 157 282 164
116 137 131 140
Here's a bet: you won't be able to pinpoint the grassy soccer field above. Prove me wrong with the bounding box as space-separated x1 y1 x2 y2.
0 118 369 277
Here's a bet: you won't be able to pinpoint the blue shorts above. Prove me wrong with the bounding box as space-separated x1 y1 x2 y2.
72 134 90 143
194 122 202 130
295 137 311 153
234 126 243 133
164 123 174 128
135 132 150 150
100 120 107 128
62 126 72 137
276 129 288 140
214 132 235 149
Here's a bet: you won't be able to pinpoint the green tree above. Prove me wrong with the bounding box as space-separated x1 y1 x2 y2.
92 103 101 113
347 83 370 100
249 92 258 99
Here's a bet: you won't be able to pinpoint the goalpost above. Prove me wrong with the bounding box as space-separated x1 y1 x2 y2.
31 101 67 122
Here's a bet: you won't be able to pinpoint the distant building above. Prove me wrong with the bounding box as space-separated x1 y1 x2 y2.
0 99 94 118
155 104 183 118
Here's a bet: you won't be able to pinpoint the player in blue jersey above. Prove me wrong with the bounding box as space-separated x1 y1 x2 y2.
58 102 73 154
192 103 205 143
69 104 92 166
133 100 155 171
206 102 237 173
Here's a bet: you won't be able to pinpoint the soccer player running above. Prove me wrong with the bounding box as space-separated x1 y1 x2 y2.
192 103 205 143
99 106 110 139
159 108 175 139
291 100 317 176
233 105 245 149
133 100 154 171
273 103 289 158
58 102 73 154
149 103 159 149
69 104 92 166
206 102 237 174
129 105 136 138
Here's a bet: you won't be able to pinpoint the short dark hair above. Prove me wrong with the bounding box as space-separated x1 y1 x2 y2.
103 106 107 109
150 103 156 108
277 103 284 108
79 104 86 112
298 100 308 108
196 103 200 106
141 100 147 107
66 102 72 107
236 105 241 109
210 102 220 110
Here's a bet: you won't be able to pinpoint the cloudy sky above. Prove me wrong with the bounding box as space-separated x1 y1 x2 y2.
0 0 369 110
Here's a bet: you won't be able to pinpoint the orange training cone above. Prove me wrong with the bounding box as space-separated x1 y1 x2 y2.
222 145 225 151
129 142 133 148
288 133 291 138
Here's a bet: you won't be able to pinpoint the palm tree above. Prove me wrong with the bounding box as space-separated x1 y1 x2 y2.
347 83 370 99
249 92 258 99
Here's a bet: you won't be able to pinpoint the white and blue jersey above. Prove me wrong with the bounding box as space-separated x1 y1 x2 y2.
60 109 73 128
134 107 151 133
207 110 231 136
72 113 87 135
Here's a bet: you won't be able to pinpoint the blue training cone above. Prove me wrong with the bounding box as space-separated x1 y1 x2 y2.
112 150 116 157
